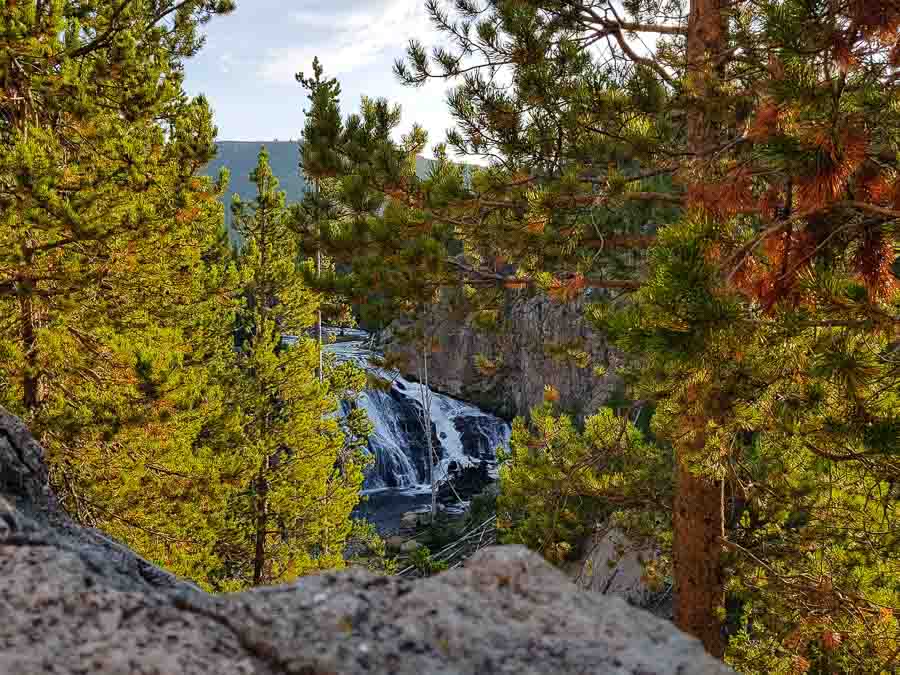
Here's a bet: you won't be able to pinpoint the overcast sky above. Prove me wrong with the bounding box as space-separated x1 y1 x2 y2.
183 0 455 156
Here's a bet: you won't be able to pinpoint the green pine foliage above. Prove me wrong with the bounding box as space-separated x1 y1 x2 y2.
1 4 371 593
0 0 242 577
216 148 370 588
290 59 457 330
294 57 358 334
596 212 900 672
497 403 670 567
378 0 900 668
3 3 898 669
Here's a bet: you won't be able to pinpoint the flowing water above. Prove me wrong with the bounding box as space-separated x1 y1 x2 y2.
323 329 510 532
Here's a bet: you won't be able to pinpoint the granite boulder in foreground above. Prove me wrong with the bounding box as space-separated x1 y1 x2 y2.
0 407 732 674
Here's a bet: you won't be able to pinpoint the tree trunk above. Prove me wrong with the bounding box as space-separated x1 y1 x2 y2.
672 0 727 658
317 248 323 383
686 0 725 157
673 446 725 657
18 247 44 414
253 467 269 586
315 179 324 384
20 293 43 412
425 348 437 525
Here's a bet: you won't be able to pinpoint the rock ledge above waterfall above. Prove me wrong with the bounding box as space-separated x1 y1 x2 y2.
0 406 732 674
380 292 625 422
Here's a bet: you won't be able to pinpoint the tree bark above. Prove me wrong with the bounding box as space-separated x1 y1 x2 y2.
686 0 725 157
672 0 727 658
20 293 43 412
19 247 44 413
317 249 323 383
417 344 438 526
673 445 726 657
315 178 324 384
425 348 437 525
253 467 268 586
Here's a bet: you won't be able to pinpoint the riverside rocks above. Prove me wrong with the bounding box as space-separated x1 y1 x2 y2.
0 406 732 674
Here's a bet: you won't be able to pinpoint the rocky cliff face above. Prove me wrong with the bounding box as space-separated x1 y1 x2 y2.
0 406 732 674
383 290 624 422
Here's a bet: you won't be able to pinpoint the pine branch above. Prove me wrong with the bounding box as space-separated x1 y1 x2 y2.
444 258 641 291
581 234 657 250
725 199 900 284
68 0 138 57
837 201 900 219
565 0 687 35
576 191 686 207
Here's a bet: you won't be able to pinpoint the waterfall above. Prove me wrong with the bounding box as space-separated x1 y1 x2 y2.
325 330 511 495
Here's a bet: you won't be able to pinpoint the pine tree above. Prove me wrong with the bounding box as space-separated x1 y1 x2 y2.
290 72 450 333
1 0 235 410
297 57 345 382
0 0 242 565
379 0 900 666
88 210 244 587
223 148 368 587
497 401 670 567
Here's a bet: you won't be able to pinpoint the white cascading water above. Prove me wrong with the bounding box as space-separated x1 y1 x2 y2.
325 329 511 495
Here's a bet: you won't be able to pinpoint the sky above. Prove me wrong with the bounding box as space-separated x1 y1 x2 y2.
183 0 456 156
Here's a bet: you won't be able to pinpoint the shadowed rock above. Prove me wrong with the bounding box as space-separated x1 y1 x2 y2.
381 292 625 422
0 407 732 674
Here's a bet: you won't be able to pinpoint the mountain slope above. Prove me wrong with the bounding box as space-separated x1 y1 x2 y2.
202 141 305 231
203 141 437 233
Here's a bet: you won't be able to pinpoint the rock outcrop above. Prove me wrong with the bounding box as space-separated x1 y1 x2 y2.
565 526 671 617
0 407 731 674
382 290 624 421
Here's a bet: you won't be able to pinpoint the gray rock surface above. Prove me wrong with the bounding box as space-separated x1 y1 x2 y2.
565 526 671 617
382 291 624 421
0 406 732 674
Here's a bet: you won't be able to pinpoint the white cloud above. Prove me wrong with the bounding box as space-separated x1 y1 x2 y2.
219 52 234 74
287 8 371 31
260 0 435 84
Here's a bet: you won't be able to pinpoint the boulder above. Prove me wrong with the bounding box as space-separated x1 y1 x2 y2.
0 406 732 674
565 526 669 614
400 511 420 529
385 535 405 551
400 539 422 554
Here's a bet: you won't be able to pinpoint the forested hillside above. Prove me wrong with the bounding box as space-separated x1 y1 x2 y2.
202 141 303 231
204 141 435 233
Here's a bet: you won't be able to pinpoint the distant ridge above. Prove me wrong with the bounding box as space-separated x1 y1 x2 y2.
202 141 305 232
202 141 438 234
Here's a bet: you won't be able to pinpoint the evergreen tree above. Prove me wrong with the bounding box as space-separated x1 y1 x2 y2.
375 0 900 666
89 210 244 588
498 401 670 569
297 57 344 381
1 0 235 411
0 0 242 572
223 148 368 587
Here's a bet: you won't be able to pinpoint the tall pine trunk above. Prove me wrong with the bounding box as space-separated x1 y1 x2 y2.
253 466 269 585
19 247 44 413
673 0 727 658
20 293 43 411
316 248 323 383
315 178 324 384
425 348 437 524
673 440 725 656
417 344 438 525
